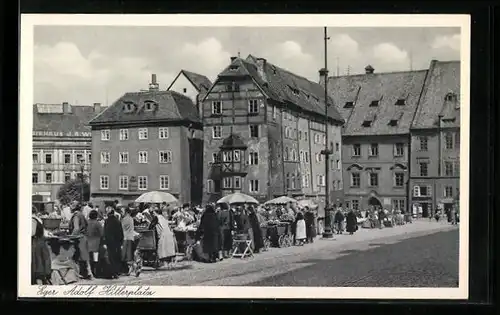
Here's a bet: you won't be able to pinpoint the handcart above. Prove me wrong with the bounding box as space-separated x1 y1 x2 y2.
136 229 161 269
173 229 196 261
277 222 293 248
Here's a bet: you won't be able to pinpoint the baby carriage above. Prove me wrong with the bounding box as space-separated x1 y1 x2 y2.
136 229 161 269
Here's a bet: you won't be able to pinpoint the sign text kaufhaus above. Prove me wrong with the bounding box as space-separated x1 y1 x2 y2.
33 131 92 137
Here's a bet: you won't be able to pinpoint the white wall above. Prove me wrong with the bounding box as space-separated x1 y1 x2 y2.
168 74 199 104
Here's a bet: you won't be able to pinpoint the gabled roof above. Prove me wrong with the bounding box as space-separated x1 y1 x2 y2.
328 69 429 136
33 104 106 133
168 70 213 92
208 55 344 125
411 60 460 129
89 90 200 125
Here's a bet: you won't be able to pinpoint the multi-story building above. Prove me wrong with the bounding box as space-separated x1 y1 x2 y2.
201 55 344 204
32 102 105 202
328 65 429 211
88 74 203 207
167 69 213 117
409 61 460 217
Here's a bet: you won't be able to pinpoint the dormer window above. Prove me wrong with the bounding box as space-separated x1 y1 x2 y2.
344 101 354 108
388 119 398 126
445 93 457 102
362 120 372 127
288 85 300 96
369 100 379 107
312 96 319 104
144 100 156 111
229 65 239 71
395 99 406 106
388 112 403 126
123 101 136 112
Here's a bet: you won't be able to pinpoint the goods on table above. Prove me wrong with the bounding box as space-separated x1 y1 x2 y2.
265 219 280 226
40 213 63 230
279 213 295 222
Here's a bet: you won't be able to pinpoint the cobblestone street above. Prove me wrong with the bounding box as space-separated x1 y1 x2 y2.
83 220 458 287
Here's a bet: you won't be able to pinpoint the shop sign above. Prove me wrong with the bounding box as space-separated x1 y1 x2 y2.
33 131 92 137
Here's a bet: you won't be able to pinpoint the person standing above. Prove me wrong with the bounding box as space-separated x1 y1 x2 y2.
121 208 141 276
346 209 357 235
334 208 344 235
103 209 123 279
149 208 177 266
195 204 220 263
294 212 307 245
32 207 51 284
217 203 234 259
69 203 91 279
86 210 103 278
82 203 93 220
303 207 316 243
248 206 264 253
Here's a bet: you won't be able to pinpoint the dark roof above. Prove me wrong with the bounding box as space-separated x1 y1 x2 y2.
411 61 460 129
89 90 200 125
327 69 429 136
220 134 247 150
33 104 106 133
179 70 213 91
209 55 344 125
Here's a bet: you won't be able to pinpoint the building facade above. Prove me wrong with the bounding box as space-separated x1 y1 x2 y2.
32 102 105 202
89 75 203 207
328 65 429 211
202 55 344 205
409 61 460 217
167 69 212 117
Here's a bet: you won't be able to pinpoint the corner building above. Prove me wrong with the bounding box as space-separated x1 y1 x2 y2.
328 65 428 211
409 61 460 217
202 55 344 204
89 75 203 207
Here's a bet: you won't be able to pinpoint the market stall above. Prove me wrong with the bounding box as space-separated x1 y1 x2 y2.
217 192 259 205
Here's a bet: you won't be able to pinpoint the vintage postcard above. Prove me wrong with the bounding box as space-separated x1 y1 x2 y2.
19 14 470 299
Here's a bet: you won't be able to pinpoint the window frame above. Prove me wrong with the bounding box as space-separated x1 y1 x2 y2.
159 127 169 139
212 101 222 115
249 179 259 193
100 151 110 164
138 151 148 164
119 175 129 190
138 176 148 190
351 172 360 188
138 128 149 140
101 129 110 141
99 175 109 190
212 126 222 139
248 99 259 114
119 129 129 141
159 150 173 163
159 175 170 190
119 152 129 164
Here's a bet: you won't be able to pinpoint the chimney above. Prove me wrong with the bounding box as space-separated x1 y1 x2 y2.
319 68 329 87
149 73 159 91
256 58 267 82
365 65 375 74
62 102 71 114
93 102 101 113
230 56 237 62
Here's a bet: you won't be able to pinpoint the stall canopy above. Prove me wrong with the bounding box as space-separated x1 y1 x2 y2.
217 192 259 205
135 191 179 204
264 196 297 205
297 199 318 209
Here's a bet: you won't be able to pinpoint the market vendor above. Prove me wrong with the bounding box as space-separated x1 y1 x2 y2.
32 206 51 284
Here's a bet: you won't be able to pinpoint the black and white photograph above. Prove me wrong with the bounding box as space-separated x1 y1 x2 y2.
19 14 470 299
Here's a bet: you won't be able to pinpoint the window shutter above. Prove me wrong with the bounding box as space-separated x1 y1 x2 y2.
427 185 432 197
413 186 420 197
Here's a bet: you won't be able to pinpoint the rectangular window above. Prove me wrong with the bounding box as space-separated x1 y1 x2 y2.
88 153 92 164
100 152 110 164
138 176 148 190
119 176 129 190
249 152 259 165
249 180 259 193
212 101 222 115
138 151 148 164
419 136 428 151
119 129 129 141
444 186 453 198
64 153 72 164
352 200 360 210
353 144 361 157
159 175 170 190
64 172 71 182
369 143 379 156
32 173 39 184
206 179 213 193
351 173 360 187
45 153 52 164
414 185 432 197
392 199 406 211
99 175 109 190
212 152 220 163
419 162 428 176
138 128 148 140
249 125 259 138
159 151 172 163
335 142 340 152
234 176 241 189
445 161 454 176
223 177 232 189
394 172 404 187
305 151 309 163
454 161 460 176
119 152 129 164
455 131 460 148
212 126 222 139
33 153 39 164
394 143 404 157
159 127 169 139
76 153 83 163
223 151 232 162
336 159 341 170
304 132 308 141
317 174 326 186
369 173 379 187
248 99 259 114
445 133 454 149
101 130 110 141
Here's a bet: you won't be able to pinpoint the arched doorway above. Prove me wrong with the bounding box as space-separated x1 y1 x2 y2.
368 196 382 210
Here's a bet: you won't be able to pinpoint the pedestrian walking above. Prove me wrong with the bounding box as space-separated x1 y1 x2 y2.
334 208 344 234
346 209 357 235
195 204 221 263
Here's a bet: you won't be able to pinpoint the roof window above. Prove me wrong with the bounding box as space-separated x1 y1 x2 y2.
344 101 354 108
388 119 398 126
395 99 406 106
388 112 404 126
144 100 157 111
229 65 239 71
369 100 379 107
288 85 300 96
123 101 136 113
362 120 372 127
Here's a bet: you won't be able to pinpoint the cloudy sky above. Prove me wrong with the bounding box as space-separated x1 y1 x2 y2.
34 26 460 105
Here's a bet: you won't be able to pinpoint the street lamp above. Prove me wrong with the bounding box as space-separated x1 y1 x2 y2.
78 156 85 205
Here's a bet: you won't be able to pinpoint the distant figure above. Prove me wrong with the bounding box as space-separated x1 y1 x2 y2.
195 205 220 263
294 212 307 245
334 209 344 234
346 209 357 235
303 207 316 243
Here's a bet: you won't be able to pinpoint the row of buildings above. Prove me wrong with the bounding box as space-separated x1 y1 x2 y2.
32 55 460 217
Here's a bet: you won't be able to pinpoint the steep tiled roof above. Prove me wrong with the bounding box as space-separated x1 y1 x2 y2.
328 69 429 136
33 104 105 132
89 90 200 125
412 61 460 129
180 70 213 91
211 55 344 125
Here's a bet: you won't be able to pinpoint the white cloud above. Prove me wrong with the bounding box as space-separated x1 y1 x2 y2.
371 42 410 72
431 34 460 51
261 40 318 79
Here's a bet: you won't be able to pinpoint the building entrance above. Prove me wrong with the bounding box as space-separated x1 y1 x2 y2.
368 197 382 210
